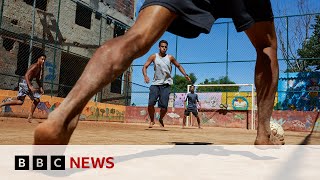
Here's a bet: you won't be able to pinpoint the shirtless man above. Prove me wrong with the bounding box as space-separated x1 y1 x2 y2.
0 54 46 123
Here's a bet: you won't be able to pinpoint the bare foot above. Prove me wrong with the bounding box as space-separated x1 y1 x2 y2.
27 115 32 123
33 113 78 145
198 126 202 129
148 121 155 128
159 119 164 127
254 130 285 146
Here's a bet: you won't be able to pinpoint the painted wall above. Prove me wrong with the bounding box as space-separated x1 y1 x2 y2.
173 92 278 110
0 90 125 122
278 72 320 111
1 90 319 133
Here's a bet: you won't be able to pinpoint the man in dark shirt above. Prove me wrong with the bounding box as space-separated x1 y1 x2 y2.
183 85 202 129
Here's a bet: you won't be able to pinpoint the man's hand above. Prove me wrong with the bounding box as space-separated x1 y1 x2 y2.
144 76 150 83
185 75 191 82
29 86 37 93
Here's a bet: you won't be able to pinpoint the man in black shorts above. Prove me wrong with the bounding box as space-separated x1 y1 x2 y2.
34 0 284 145
183 85 202 129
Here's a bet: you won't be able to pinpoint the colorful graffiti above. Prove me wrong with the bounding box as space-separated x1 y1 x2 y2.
278 72 320 111
232 96 249 110
173 92 222 109
82 105 125 121
44 61 57 81
0 90 125 121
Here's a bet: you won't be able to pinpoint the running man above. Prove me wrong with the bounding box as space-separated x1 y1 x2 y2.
0 54 46 123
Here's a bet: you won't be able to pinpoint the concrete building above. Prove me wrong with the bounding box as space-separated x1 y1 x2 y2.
0 0 135 105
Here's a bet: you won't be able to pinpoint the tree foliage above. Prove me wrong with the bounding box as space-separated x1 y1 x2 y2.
297 15 320 71
197 76 239 92
171 73 197 93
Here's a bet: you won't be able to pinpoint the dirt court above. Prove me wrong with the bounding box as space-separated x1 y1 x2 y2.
0 117 319 145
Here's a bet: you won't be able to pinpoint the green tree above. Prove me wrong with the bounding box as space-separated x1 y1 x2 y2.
275 0 319 72
171 73 197 93
297 15 320 71
197 76 239 92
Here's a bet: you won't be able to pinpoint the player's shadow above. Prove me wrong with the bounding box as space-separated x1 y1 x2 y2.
144 128 169 131
33 144 277 177
299 112 319 145
171 142 213 145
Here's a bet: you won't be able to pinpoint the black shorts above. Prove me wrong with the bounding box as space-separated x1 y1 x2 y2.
140 0 274 38
148 84 171 109
184 109 199 117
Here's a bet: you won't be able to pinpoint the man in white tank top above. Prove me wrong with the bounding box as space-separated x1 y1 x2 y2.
142 40 191 128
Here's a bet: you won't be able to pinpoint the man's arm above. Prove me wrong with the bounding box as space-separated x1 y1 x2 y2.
169 55 191 82
142 54 155 83
36 75 44 94
184 94 188 110
196 94 201 110
24 64 37 92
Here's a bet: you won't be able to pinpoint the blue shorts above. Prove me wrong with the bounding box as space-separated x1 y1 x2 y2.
17 79 41 102
148 84 171 109
140 0 274 38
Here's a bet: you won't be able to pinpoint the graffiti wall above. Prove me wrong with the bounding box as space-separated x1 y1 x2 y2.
271 111 319 132
173 92 263 110
1 90 319 132
0 90 125 122
278 72 320 111
125 106 250 128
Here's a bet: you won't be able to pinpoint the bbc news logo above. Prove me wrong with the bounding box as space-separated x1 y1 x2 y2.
15 155 114 170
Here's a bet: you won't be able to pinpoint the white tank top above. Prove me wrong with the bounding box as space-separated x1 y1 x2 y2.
152 53 173 85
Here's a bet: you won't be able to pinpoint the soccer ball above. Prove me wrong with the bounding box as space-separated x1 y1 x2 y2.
270 121 284 137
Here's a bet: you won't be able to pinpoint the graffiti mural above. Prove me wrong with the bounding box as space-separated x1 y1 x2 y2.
44 61 57 81
0 90 125 121
232 96 249 110
278 72 320 111
174 93 222 109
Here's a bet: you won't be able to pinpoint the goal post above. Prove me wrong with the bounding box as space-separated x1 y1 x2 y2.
186 84 256 130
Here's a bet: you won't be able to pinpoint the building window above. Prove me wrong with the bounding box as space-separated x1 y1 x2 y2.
24 0 47 11
75 3 92 29
58 53 89 97
111 74 123 94
2 37 15 51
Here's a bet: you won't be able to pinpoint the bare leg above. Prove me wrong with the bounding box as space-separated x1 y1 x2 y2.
182 115 187 128
28 99 40 123
245 21 284 145
196 116 201 129
34 6 177 144
148 105 155 128
159 108 167 127
0 98 24 107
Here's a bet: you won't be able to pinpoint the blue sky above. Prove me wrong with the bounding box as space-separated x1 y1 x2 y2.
130 0 320 106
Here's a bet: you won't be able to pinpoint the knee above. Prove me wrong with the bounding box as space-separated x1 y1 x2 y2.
122 31 154 57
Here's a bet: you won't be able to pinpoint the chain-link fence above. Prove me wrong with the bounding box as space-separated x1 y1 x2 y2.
0 0 134 105
0 0 319 111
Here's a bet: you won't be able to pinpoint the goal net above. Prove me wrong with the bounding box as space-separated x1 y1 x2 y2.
177 84 256 129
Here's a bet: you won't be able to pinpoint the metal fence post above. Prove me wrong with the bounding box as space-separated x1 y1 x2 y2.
28 0 37 67
51 0 61 96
